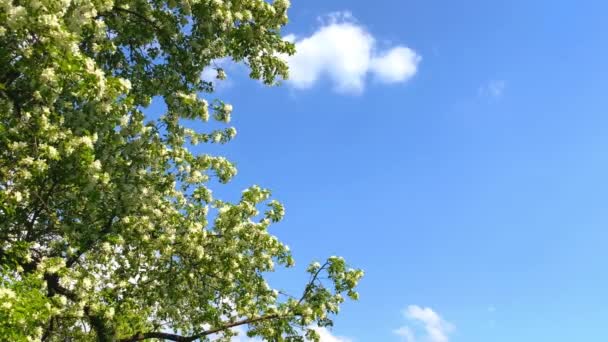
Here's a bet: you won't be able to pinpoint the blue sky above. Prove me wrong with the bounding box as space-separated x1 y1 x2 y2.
163 1 608 341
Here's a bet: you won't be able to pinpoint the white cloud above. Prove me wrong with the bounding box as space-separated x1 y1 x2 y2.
370 47 419 84
314 327 352 342
201 67 220 83
201 57 236 91
394 326 416 342
283 12 421 94
479 80 506 98
394 305 454 342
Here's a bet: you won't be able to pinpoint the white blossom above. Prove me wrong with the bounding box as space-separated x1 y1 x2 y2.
79 136 94 148
118 78 132 91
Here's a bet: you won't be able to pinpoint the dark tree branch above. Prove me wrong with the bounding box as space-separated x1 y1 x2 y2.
66 214 116 267
111 7 164 34
41 316 55 341
44 273 78 301
108 260 331 342
85 306 115 342
44 272 115 341
119 314 281 342
298 261 329 305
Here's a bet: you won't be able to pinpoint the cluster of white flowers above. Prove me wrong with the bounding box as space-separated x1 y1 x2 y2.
78 135 95 149
118 78 132 91
0 288 16 299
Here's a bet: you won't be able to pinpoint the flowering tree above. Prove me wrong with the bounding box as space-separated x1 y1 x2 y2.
0 0 363 340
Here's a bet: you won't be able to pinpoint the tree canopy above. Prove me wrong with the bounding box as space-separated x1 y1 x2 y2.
0 0 363 340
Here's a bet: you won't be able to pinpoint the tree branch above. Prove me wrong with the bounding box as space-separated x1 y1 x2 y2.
111 7 164 34
298 261 329 305
66 214 116 267
119 314 280 342
44 273 78 301
45 272 116 341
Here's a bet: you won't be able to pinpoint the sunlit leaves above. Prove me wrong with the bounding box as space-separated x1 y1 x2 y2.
0 0 361 340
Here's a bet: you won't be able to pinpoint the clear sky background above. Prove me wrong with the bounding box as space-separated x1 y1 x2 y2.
155 1 608 341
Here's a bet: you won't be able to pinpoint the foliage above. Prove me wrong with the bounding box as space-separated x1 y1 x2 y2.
0 0 363 340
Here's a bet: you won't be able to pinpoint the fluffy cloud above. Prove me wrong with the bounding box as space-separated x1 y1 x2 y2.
394 326 416 342
201 57 235 91
478 80 506 98
394 305 454 342
283 12 421 93
314 327 352 342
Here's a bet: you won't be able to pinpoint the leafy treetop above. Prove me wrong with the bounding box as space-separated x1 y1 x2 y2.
0 0 363 341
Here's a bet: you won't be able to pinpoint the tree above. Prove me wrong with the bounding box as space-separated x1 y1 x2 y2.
0 0 363 340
